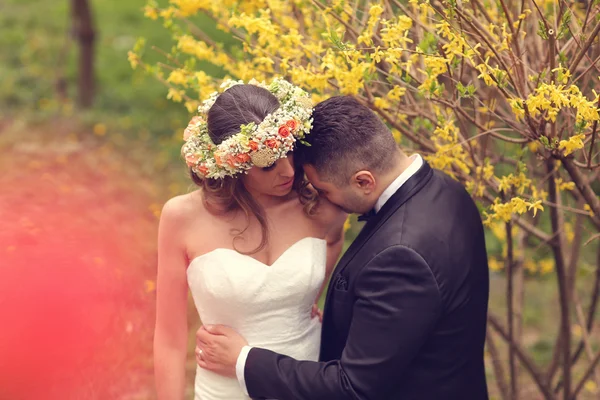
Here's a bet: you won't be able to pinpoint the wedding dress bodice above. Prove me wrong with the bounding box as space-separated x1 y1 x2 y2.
187 237 326 399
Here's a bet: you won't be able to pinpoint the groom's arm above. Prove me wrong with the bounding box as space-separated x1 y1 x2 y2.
243 245 442 400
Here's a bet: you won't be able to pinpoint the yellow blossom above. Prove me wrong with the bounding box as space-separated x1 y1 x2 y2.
486 197 544 223
528 141 540 153
508 98 525 121
524 260 537 274
584 204 595 217
555 178 575 191
143 5 159 20
373 97 391 110
387 86 406 101
170 0 211 17
585 380 598 394
127 51 139 69
343 217 352 232
564 222 575 243
167 69 189 86
539 259 554 275
558 134 585 156
167 88 184 103
488 257 503 272
357 4 384 46
497 172 531 195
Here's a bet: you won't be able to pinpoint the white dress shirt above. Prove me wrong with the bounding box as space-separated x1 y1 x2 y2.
235 154 424 395
374 154 423 212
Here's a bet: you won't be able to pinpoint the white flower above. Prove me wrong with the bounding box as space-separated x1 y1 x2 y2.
181 77 314 179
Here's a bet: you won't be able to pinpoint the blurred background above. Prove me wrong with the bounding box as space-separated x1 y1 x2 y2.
0 0 194 398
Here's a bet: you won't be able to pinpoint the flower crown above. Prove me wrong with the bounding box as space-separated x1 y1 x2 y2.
181 77 313 179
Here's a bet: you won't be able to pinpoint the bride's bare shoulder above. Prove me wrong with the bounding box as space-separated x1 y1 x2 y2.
160 190 205 227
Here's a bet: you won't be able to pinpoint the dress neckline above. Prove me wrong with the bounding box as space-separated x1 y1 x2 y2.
187 237 326 269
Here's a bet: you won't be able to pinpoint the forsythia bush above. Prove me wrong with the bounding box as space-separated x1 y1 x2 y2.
131 1 600 398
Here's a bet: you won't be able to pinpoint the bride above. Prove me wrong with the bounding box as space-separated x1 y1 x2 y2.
153 78 346 399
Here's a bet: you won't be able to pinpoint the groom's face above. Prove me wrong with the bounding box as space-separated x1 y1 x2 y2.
303 164 372 214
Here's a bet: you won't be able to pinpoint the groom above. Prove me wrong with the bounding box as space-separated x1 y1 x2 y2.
195 96 490 399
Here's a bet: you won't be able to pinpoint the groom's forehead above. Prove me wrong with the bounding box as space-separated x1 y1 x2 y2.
304 165 334 191
303 164 324 184
303 164 319 180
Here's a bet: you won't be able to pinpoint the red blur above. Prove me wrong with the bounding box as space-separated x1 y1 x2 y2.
0 143 159 399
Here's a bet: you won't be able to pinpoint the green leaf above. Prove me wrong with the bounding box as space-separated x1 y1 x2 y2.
457 82 467 96
417 32 437 55
557 11 571 40
558 52 568 65
537 21 549 40
327 29 349 51
575 120 588 134
133 37 146 53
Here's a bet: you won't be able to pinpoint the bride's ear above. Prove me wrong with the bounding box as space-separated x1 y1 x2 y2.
351 171 376 194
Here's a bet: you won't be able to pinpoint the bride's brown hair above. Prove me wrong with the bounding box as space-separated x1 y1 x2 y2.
189 84 318 254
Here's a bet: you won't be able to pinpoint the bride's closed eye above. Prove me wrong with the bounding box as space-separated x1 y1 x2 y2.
261 164 276 172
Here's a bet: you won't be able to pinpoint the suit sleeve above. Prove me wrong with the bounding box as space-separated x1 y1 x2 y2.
244 245 442 400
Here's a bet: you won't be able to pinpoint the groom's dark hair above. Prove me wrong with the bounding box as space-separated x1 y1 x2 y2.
296 96 399 186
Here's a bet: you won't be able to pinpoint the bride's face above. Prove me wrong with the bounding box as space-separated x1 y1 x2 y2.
242 154 296 197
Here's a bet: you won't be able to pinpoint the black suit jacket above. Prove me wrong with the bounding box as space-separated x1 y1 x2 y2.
244 162 490 400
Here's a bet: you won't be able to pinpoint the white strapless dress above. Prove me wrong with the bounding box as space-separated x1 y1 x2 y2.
187 237 326 400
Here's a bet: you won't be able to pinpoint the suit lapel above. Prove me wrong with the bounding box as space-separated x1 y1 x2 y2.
324 162 434 307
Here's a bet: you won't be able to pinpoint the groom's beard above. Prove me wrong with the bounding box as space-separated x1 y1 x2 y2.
337 194 370 215
340 205 357 214
331 200 363 215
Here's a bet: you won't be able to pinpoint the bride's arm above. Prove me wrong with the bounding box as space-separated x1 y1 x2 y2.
154 198 189 399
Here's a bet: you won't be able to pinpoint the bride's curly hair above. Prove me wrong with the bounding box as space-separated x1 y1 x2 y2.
189 84 318 254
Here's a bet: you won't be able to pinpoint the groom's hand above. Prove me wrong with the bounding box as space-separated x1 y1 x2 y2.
195 325 248 378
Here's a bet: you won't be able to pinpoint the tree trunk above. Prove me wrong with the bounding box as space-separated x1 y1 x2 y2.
71 0 96 108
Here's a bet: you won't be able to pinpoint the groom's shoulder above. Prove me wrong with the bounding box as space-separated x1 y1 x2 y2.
429 168 472 196
411 167 478 214
376 169 481 253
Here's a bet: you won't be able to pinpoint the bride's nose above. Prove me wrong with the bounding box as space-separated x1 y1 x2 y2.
277 157 295 178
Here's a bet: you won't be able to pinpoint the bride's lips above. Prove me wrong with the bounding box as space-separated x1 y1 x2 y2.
278 178 294 188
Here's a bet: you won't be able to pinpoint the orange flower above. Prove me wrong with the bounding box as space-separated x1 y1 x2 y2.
185 153 199 167
183 127 194 140
190 116 204 124
214 154 223 166
197 165 209 176
226 154 237 167
249 141 259 151
266 139 279 149
285 120 298 130
278 126 291 137
184 116 204 140
235 153 251 163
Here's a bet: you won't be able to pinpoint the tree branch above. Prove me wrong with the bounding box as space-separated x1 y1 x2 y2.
488 313 555 400
546 158 571 400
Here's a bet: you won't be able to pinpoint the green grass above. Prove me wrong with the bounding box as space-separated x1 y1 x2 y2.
0 0 236 147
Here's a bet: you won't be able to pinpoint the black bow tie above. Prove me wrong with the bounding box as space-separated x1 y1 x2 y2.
357 208 377 222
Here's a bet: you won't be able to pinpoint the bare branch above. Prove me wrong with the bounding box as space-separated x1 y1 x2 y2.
488 313 555 400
